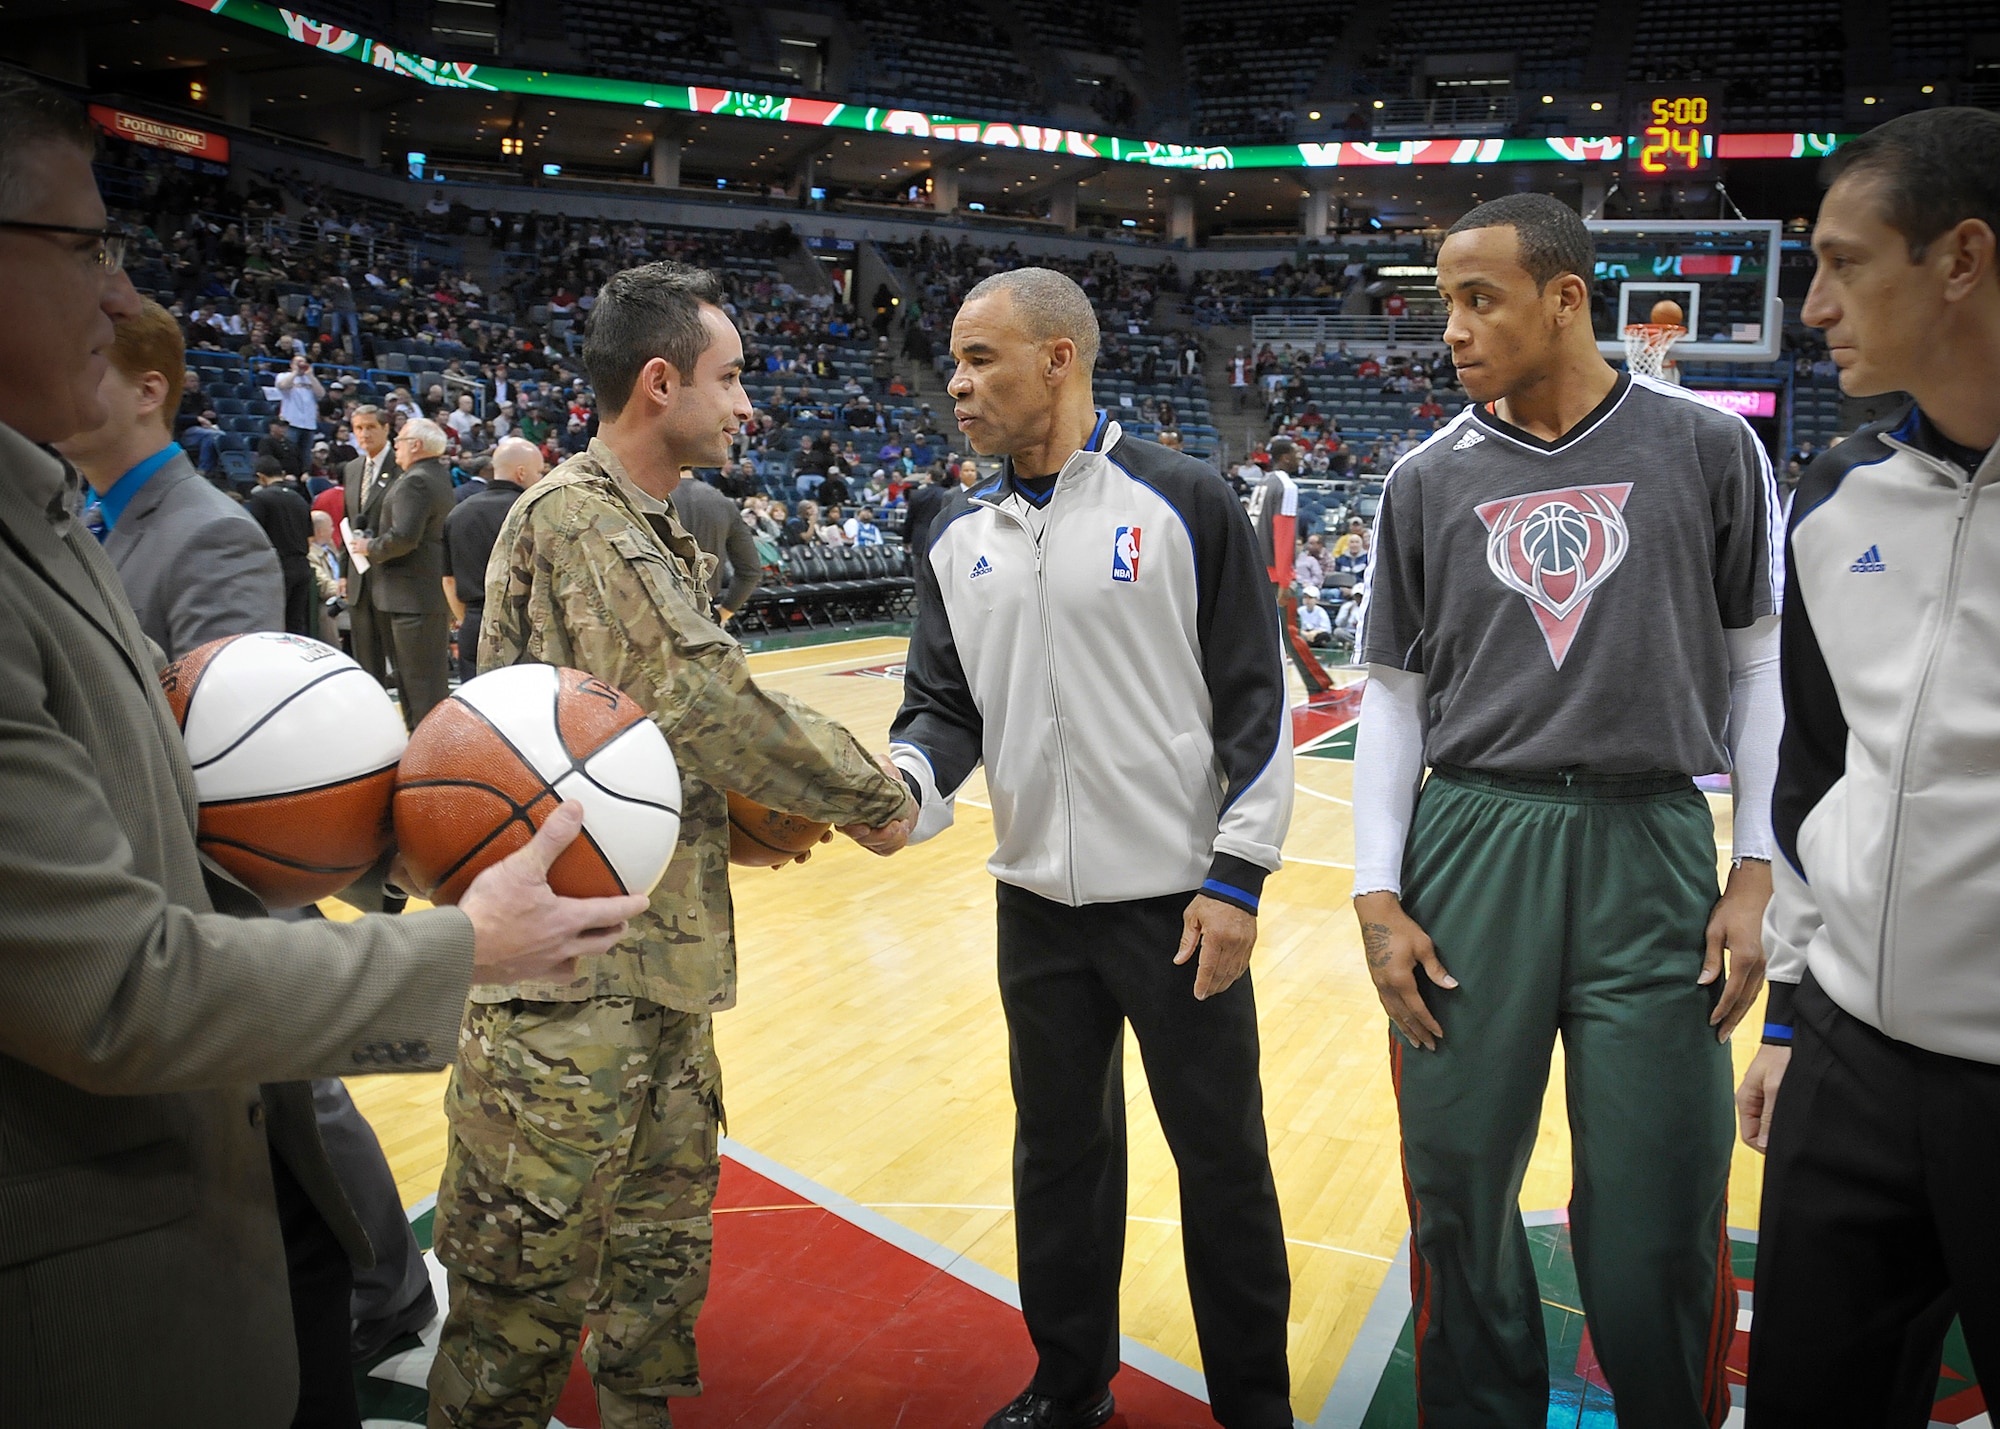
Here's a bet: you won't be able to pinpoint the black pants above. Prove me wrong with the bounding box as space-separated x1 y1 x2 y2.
352 601 450 730
270 1149 361 1429
996 883 1292 1429
308 1080 436 1347
455 604 481 685
279 556 314 637
1746 972 2000 1427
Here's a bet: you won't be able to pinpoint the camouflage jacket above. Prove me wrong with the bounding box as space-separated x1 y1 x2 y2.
476 437 909 1011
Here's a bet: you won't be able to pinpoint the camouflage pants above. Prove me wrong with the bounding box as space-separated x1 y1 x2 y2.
427 997 722 1429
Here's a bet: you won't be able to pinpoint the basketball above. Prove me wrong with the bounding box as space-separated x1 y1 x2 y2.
727 791 832 867
1650 298 1685 327
393 664 681 905
160 632 408 909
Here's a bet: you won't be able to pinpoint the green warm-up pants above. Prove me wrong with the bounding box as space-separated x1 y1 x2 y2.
1393 766 1737 1429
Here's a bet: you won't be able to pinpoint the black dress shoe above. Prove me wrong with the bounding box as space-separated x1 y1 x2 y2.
981 1386 1116 1429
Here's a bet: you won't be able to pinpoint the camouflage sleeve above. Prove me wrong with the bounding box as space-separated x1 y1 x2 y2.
553 518 908 828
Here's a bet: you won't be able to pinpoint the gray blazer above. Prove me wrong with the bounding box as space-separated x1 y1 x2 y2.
363 455 454 615
104 450 283 659
0 420 476 1427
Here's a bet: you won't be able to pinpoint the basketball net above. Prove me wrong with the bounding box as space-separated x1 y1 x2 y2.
1623 323 1685 385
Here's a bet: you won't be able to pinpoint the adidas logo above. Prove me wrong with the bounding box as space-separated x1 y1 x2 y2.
1850 545 1885 573
1452 428 1486 451
969 555 994 580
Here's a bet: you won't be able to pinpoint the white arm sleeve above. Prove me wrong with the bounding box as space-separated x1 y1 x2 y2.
1351 665 1429 898
1724 614 1782 863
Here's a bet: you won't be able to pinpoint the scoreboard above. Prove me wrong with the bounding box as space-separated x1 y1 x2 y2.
1629 94 1720 177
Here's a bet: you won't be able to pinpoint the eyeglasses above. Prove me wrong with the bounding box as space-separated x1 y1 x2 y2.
0 220 129 272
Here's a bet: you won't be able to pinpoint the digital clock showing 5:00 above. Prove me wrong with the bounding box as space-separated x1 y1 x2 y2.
1631 94 1718 175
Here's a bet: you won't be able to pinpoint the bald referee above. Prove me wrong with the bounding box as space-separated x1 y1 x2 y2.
887 268 1296 1429
1351 195 1783 1427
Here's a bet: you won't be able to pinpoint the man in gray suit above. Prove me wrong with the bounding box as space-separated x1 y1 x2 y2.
347 414 454 728
57 295 448 1384
53 294 282 659
341 404 398 686
0 75 650 1428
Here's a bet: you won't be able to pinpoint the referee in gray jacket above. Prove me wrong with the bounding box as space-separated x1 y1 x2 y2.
888 268 1296 1429
1738 107 2000 1427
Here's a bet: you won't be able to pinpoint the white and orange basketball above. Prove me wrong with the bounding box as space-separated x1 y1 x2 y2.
160 632 409 909
393 664 681 906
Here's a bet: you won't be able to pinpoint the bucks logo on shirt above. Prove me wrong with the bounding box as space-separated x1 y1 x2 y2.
1359 373 1783 775
1475 483 1634 668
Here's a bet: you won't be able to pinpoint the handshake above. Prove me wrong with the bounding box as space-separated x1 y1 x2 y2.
840 753 919 857
436 751 918 990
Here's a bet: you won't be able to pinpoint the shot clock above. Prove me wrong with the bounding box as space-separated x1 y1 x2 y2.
1629 94 1721 177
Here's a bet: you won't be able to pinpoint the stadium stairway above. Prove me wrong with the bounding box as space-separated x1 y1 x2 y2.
774 242 836 302
1197 317 1266 461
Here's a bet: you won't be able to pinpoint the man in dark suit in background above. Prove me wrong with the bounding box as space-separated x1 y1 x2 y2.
341 404 397 682
54 295 281 658
348 414 454 728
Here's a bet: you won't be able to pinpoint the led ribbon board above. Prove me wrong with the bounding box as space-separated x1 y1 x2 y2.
179 0 1853 172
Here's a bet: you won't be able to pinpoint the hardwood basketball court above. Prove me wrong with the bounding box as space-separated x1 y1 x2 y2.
345 634 1771 1423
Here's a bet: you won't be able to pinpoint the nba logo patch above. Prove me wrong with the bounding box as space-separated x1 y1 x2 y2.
1112 526 1141 582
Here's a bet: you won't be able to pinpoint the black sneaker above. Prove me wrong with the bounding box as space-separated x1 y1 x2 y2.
981 1386 1116 1429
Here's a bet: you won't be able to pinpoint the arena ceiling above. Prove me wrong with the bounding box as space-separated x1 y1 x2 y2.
11 0 1812 233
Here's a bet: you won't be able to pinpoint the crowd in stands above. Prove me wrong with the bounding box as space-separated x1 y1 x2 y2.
95 134 996 641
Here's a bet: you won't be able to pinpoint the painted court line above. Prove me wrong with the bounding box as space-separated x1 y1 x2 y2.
1294 783 1354 807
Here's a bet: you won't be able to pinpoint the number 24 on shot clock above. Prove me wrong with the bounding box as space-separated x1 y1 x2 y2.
1631 95 1715 176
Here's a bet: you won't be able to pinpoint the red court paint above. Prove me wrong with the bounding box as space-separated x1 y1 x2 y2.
547 1158 1221 1428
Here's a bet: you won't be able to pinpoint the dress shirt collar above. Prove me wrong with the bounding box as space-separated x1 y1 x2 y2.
97 444 178 533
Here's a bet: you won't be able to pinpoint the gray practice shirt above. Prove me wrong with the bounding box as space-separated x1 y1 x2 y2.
1360 373 1781 774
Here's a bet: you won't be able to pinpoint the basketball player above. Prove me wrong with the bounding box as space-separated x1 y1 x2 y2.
1737 108 2000 1426
428 261 916 1429
1352 194 1783 1427
1247 435 1300 595
887 268 1295 1429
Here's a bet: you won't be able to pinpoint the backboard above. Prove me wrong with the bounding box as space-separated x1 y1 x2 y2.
1584 219 1784 363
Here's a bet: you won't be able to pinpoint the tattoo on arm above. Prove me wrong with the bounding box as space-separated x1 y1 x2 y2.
1363 922 1394 968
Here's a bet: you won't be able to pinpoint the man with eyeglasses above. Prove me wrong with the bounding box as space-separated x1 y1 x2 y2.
0 74 651 1427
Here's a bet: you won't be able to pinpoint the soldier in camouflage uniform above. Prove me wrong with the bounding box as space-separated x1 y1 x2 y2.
428 262 915 1429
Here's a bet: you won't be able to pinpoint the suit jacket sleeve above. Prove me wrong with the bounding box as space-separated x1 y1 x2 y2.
169 513 284 654
365 467 432 565
0 614 476 1095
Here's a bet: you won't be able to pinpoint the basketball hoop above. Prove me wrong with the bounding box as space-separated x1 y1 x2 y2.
1623 323 1686 384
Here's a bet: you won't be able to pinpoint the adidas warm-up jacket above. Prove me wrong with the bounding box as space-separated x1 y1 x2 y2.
887 415 1294 913
1764 403 2000 1063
